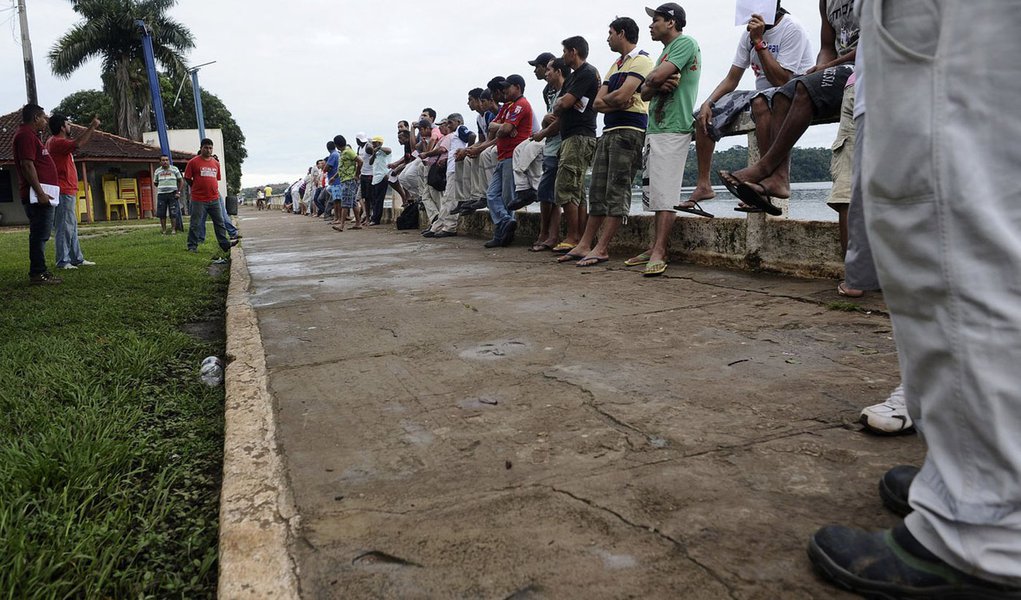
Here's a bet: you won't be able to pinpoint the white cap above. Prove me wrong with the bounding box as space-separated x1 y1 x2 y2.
355 132 368 143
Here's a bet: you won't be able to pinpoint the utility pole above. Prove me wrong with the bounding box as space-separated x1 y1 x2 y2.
17 0 39 104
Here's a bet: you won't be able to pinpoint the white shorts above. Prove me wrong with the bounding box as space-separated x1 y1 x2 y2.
642 132 692 212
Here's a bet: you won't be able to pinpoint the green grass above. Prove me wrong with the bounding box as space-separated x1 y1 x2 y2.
0 226 228 599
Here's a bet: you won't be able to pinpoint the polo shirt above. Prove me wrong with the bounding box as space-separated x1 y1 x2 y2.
154 165 183 193
603 48 655 132
13 124 58 203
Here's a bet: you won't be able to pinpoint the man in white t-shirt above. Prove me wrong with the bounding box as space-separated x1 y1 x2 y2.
355 132 373 225
680 1 813 214
426 113 475 237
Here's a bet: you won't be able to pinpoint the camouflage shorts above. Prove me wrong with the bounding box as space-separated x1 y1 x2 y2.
588 128 645 217
554 135 597 207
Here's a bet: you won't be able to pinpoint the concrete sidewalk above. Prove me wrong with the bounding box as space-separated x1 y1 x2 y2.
234 208 922 599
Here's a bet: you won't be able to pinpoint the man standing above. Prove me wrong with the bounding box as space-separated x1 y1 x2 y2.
483 74 533 248
528 58 569 252
154 155 184 234
628 3 700 277
561 17 653 267
13 104 61 285
551 36 600 254
46 114 101 269
367 136 391 225
355 132 372 226
510 51 558 210
331 135 361 232
185 138 235 254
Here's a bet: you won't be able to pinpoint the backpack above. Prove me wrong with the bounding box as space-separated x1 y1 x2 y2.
395 201 421 230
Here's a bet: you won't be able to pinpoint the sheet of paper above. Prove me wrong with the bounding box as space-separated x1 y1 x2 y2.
735 0 777 26
29 183 60 206
574 96 590 113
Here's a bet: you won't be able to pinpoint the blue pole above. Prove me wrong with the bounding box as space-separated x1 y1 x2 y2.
135 20 170 156
191 69 206 142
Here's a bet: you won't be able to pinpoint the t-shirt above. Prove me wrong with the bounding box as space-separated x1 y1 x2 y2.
603 48 655 132
325 149 340 185
476 112 489 140
338 146 358 182
264 186 272 198
733 13 814 90
184 156 221 202
826 0 859 57
44 136 79 196
542 82 558 113
154 165 183 194
447 133 467 175
559 62 600 139
495 96 533 161
359 144 374 176
543 90 564 158
648 35 701 135
371 149 392 185
13 124 58 204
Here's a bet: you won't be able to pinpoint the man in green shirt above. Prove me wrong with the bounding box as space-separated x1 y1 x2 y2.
153 154 184 235
629 3 700 277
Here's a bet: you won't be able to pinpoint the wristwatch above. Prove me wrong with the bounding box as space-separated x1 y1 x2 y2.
754 39 768 52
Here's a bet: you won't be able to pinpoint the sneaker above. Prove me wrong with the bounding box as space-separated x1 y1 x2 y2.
433 231 458 238
211 257 229 265
809 523 1021 598
78 260 96 266
229 239 240 247
483 238 502 248
860 384 914 435
231 234 243 241
422 230 437 238
879 465 919 517
59 263 78 270
30 272 62 285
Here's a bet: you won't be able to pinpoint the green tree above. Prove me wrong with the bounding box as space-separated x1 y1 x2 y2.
159 76 247 195
51 90 115 128
48 0 194 141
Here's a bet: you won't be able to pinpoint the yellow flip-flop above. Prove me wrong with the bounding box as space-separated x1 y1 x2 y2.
552 242 576 254
642 260 668 277
624 252 651 267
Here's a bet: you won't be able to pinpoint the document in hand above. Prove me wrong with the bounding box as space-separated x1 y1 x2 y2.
735 0 776 26
29 183 61 206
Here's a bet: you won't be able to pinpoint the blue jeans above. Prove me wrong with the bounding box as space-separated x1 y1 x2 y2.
187 199 232 252
486 158 515 238
26 202 55 276
53 193 84 267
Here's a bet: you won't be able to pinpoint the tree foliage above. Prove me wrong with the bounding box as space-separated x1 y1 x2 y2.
51 90 115 129
159 76 247 195
48 0 194 141
685 145 833 184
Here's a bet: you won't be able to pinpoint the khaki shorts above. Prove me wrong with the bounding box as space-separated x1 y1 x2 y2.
589 128 645 217
641 132 692 212
555 135 597 207
828 85 856 206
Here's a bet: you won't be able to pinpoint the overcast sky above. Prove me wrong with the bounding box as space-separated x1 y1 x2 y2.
0 0 837 188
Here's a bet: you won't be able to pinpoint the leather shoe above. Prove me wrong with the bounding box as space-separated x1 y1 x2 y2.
879 465 919 517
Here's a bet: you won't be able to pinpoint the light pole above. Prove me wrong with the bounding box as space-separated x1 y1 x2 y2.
17 0 38 104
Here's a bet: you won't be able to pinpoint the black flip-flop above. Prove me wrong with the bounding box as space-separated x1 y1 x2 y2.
576 256 609 267
735 182 783 216
734 205 763 213
673 201 714 218
717 170 742 197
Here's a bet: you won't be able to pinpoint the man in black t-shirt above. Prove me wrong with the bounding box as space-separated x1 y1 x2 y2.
551 36 601 254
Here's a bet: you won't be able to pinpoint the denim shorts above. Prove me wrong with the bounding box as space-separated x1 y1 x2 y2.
537 154 558 204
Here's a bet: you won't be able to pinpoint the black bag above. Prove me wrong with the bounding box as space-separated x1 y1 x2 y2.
427 161 447 192
395 201 421 230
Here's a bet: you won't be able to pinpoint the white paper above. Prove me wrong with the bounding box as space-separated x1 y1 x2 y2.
574 96 590 113
735 0 776 26
29 183 60 206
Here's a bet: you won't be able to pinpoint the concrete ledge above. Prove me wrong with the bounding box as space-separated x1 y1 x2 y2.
458 210 844 279
219 244 301 599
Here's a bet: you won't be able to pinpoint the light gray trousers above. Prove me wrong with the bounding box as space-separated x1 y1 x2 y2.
861 0 1021 586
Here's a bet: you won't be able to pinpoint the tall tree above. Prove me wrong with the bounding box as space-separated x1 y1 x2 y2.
48 0 194 141
52 90 115 128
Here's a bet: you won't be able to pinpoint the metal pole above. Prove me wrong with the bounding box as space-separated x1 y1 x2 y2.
191 69 206 142
135 20 171 158
17 0 38 104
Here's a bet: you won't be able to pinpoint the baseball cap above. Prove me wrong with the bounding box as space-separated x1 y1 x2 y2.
645 3 686 28
355 132 368 143
371 135 383 143
487 76 509 90
527 51 556 67
506 74 526 90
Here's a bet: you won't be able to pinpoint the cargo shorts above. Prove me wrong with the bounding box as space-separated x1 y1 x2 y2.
588 128 645 217
554 135 597 207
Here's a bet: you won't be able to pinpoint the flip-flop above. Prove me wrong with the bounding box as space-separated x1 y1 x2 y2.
717 170 742 197
735 182 783 216
624 252 652 267
529 243 553 252
556 253 585 263
643 260 668 277
331 225 345 232
673 200 715 218
576 256 609 267
552 242 576 254
837 281 866 298
734 205 764 213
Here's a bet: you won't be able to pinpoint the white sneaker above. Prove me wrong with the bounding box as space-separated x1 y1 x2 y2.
860 384 914 435
78 260 96 266
59 263 78 270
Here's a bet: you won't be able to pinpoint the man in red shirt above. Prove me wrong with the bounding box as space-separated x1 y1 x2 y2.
13 104 61 284
46 114 101 269
483 74 533 248
184 138 235 254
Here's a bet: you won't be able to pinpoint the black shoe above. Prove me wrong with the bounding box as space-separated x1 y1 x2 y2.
879 465 919 517
422 230 436 238
467 198 488 211
187 247 198 253
483 238 502 248
29 271 62 285
500 220 517 247
230 239 240 247
450 201 472 215
809 523 1021 598
507 189 537 211
434 231 458 238
231 234 243 241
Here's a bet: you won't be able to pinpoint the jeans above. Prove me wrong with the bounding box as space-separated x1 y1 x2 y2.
26 202 55 276
187 199 232 252
486 158 515 238
53 193 84 267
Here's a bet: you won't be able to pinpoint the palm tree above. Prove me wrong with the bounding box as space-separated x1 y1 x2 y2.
48 0 194 141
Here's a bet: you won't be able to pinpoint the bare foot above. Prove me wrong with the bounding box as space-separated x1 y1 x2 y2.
686 184 716 202
351 225 363 230
332 225 345 232
754 174 791 199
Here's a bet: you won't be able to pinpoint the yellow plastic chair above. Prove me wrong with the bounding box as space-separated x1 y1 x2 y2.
118 178 139 219
103 175 128 221
76 182 88 223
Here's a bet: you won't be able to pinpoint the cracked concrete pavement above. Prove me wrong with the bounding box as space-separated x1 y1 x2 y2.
235 207 923 599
